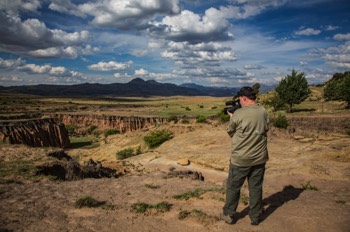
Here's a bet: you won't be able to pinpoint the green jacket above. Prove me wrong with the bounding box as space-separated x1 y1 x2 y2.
227 103 269 167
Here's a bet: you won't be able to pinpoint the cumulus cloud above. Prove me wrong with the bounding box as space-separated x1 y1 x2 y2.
134 68 149 76
0 0 41 12
0 75 23 83
18 64 52 74
161 41 237 66
313 41 350 69
224 0 288 19
333 33 350 41
149 9 232 43
0 58 86 80
49 0 86 18
0 9 90 57
0 58 25 69
88 61 133 71
295 27 321 36
49 0 180 30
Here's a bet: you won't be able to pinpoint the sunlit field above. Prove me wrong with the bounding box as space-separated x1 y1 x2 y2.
1 86 349 119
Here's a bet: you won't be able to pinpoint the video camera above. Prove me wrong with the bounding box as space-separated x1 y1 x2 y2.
223 96 241 114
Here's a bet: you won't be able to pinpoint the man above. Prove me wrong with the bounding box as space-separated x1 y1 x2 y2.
221 86 269 226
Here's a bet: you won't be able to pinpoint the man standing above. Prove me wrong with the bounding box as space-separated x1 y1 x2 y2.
221 86 269 226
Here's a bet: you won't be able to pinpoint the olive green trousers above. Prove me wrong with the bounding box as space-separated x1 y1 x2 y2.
223 163 266 221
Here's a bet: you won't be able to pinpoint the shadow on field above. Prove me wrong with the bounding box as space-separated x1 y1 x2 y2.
292 108 316 113
238 185 304 222
69 141 93 149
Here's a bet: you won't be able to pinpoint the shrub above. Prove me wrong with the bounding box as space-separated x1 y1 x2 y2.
168 115 178 123
181 116 190 124
65 124 77 135
144 129 173 149
185 106 191 111
104 129 120 137
273 114 288 129
196 116 207 123
217 110 229 123
116 146 142 160
87 125 97 134
178 210 191 220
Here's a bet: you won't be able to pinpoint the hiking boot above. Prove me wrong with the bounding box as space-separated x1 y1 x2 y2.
220 213 236 224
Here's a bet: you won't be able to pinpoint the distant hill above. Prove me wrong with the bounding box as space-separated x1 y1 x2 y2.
0 78 274 97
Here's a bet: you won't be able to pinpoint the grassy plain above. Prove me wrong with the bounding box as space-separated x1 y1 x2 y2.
1 86 348 119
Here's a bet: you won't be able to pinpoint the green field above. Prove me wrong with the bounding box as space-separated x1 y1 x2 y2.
1 86 349 119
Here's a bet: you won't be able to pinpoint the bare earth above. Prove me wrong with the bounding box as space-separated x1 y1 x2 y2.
1 122 350 232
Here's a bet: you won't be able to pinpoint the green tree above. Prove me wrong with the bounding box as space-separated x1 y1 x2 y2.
252 83 261 94
275 70 311 112
324 71 350 108
341 74 350 107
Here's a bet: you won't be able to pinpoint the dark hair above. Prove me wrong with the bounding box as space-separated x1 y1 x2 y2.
238 86 256 100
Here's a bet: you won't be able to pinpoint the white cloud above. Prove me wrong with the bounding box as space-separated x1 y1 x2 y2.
299 61 308 66
0 58 87 80
50 0 180 30
323 25 339 31
49 0 86 18
134 68 149 76
28 47 76 58
243 64 265 70
0 75 23 83
88 61 133 71
161 41 237 66
313 41 350 70
295 28 321 36
149 9 232 43
223 0 288 19
333 33 350 41
0 58 25 69
18 64 52 74
0 0 41 12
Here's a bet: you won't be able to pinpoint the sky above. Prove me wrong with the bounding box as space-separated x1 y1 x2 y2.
0 0 350 87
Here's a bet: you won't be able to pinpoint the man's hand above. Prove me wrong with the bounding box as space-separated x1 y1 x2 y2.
227 111 233 118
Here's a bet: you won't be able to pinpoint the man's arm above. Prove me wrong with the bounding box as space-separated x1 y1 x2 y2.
227 111 236 137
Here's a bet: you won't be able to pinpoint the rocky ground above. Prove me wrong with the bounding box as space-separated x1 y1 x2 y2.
1 122 350 232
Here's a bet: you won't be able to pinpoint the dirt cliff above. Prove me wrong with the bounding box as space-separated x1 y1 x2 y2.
287 114 350 134
52 113 350 134
51 114 168 132
0 118 70 148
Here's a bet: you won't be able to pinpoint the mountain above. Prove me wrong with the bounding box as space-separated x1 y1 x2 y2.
0 78 275 97
0 78 204 97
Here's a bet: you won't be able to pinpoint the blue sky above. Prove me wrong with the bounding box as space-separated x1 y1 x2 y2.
0 0 349 87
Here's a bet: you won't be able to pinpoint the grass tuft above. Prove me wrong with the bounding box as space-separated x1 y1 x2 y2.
173 188 224 200
301 181 319 191
144 183 160 189
75 196 105 208
131 201 172 214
